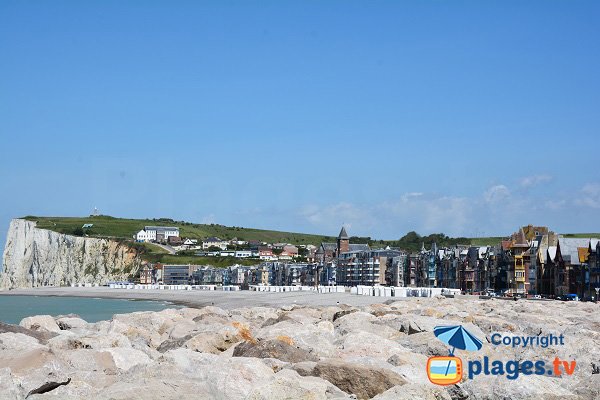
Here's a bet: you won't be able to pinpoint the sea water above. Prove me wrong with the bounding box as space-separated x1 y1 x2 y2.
0 295 178 324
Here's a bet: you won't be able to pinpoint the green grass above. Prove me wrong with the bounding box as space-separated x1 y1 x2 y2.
138 242 170 254
23 215 335 245
563 233 600 238
469 237 506 246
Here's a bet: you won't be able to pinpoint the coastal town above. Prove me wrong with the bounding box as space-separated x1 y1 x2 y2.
132 225 600 301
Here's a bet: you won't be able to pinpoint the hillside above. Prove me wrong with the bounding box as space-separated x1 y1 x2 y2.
23 216 336 246
21 216 600 260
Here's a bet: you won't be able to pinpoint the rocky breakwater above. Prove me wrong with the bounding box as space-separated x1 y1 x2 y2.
0 297 599 399
0 219 142 289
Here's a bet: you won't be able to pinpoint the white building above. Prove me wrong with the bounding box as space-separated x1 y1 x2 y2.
202 237 229 250
135 230 151 242
144 226 179 242
134 226 180 242
235 250 252 258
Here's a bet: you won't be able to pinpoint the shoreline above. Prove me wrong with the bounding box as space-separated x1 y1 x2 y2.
0 286 403 309
0 290 198 309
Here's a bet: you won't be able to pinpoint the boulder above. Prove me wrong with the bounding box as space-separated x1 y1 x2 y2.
20 315 61 333
372 384 451 400
0 368 22 399
56 316 89 331
0 332 46 352
102 348 151 371
0 321 57 344
247 368 350 399
160 349 275 398
257 320 337 358
184 331 240 354
168 319 198 340
0 347 56 375
335 331 410 361
233 339 319 363
335 311 401 340
312 359 407 399
397 331 449 357
288 361 317 376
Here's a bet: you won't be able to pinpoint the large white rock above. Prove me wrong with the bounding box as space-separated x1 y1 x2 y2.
372 384 451 400
247 368 350 399
20 315 61 333
102 348 151 371
0 368 24 399
0 332 46 352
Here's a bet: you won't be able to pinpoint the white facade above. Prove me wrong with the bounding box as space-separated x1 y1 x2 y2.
235 250 252 258
202 238 229 250
143 226 179 241
135 230 150 242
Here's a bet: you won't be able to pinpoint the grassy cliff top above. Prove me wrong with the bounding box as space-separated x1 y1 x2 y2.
22 215 336 245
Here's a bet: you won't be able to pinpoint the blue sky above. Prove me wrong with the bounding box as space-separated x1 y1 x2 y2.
1 1 599 250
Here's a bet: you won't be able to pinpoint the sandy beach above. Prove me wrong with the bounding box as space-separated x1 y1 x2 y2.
0 287 402 309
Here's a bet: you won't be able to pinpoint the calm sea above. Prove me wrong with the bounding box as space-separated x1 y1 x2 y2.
0 295 178 325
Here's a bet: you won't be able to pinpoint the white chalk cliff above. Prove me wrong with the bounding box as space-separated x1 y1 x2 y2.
0 219 142 289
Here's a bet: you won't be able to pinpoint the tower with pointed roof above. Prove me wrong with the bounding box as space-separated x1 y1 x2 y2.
337 226 350 256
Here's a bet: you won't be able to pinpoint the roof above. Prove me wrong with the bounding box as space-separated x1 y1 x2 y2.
145 226 179 232
511 228 529 247
349 244 370 252
372 249 402 257
537 246 547 264
338 227 349 240
558 237 592 266
321 243 337 251
548 246 558 262
204 237 223 242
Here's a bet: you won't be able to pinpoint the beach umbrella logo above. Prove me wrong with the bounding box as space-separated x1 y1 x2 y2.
427 325 483 385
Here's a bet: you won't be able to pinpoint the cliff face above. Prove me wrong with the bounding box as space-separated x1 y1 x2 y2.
0 219 142 289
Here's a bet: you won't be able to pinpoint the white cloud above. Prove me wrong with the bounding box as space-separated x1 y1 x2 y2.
575 183 600 209
232 181 600 239
483 185 511 203
545 199 566 210
519 175 552 188
299 202 373 232
298 194 472 238
380 195 471 235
